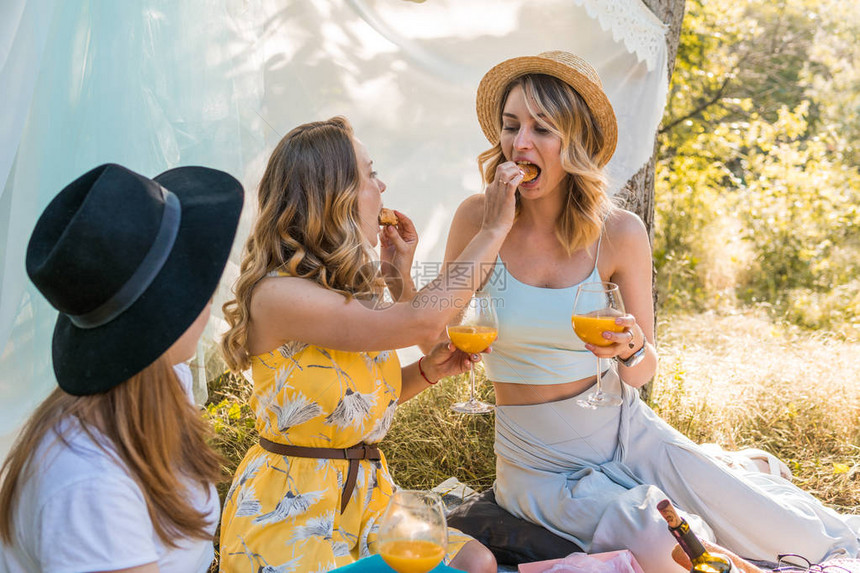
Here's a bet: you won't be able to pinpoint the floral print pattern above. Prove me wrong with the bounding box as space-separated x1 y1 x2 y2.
219 344 470 572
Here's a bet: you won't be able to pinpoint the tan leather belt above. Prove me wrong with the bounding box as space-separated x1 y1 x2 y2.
259 436 381 514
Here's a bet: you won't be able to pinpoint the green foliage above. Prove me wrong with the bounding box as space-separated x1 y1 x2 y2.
655 0 860 338
204 371 257 501
737 105 860 318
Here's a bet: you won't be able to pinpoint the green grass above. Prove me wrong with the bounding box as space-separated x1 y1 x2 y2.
204 309 860 569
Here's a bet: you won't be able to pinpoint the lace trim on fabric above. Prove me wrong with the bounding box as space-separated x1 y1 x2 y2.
575 0 668 71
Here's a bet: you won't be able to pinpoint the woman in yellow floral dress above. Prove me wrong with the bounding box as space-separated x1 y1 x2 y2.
219 116 525 572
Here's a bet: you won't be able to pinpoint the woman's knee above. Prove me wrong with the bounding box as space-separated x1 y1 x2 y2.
449 540 497 573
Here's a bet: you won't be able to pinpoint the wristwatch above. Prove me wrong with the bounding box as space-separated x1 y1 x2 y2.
617 343 646 367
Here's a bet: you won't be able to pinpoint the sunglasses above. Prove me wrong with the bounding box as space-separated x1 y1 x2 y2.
773 553 853 572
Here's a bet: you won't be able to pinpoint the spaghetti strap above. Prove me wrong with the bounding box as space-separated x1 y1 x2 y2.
592 227 604 275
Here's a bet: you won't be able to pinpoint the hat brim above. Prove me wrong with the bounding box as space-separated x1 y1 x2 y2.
476 55 618 168
51 166 243 394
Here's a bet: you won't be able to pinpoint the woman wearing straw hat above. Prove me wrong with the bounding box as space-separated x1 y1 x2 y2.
0 164 244 572
441 51 860 571
218 116 503 572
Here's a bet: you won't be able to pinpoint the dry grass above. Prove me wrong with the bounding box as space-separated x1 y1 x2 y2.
204 309 860 570
383 310 860 512
651 310 860 512
381 372 499 490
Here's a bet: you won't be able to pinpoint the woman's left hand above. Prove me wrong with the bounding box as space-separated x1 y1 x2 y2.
584 313 645 360
422 340 488 381
379 210 418 301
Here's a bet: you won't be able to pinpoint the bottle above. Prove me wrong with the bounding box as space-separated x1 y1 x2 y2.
657 499 733 572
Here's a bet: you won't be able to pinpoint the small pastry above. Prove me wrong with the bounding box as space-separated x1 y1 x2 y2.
517 163 539 182
378 208 398 227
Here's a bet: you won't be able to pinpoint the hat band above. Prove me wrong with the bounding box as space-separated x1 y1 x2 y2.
67 187 182 329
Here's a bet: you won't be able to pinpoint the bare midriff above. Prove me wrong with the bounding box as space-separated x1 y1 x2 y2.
494 375 598 406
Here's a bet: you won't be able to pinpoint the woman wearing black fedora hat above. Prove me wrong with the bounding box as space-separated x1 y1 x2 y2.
440 51 860 571
217 116 509 572
0 164 243 572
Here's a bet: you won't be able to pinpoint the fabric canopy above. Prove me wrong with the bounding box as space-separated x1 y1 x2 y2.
0 0 668 460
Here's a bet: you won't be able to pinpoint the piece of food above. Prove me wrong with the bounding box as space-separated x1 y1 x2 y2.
517 162 539 182
378 208 398 227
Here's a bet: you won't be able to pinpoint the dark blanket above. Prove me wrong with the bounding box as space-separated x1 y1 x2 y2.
446 488 583 565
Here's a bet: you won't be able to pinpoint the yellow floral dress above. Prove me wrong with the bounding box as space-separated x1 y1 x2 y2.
219 341 471 572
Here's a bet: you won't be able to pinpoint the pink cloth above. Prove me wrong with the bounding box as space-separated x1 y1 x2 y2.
518 550 645 573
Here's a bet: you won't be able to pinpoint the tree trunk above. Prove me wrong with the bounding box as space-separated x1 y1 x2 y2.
617 0 685 237
617 0 686 401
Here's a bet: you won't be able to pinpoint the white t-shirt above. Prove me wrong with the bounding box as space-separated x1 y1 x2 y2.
0 365 219 573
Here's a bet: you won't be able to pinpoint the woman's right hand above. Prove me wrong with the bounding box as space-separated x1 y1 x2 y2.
481 161 521 235
422 340 489 381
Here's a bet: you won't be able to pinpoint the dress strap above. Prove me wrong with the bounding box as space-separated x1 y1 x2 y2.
592 226 605 276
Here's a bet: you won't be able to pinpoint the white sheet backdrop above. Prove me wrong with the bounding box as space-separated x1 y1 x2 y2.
0 0 668 460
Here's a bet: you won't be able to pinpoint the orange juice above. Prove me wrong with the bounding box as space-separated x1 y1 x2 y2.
447 325 498 353
571 315 624 346
379 539 446 573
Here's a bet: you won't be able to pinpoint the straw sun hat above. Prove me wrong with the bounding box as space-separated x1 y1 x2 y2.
476 50 618 167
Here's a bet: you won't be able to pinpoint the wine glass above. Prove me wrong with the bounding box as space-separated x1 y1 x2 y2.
377 489 448 573
571 282 625 408
447 292 498 414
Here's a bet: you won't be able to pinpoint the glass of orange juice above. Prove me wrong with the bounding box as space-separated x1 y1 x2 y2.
447 292 498 414
571 281 625 408
377 490 448 573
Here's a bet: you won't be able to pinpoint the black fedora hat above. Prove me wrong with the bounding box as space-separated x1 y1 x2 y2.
26 163 244 395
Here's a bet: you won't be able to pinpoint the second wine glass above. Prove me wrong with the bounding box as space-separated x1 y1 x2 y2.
377 489 448 573
447 292 498 414
571 282 625 408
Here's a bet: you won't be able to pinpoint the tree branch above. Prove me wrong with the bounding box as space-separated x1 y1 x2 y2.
659 74 733 134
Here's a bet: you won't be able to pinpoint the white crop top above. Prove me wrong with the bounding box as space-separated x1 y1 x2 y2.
481 249 613 384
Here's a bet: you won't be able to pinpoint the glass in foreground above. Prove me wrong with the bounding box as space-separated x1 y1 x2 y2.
377 490 448 573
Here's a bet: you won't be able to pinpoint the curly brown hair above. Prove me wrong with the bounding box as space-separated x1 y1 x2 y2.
220 116 381 371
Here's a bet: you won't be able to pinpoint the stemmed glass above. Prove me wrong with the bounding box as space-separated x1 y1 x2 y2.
377 490 448 573
447 292 498 414
571 282 625 408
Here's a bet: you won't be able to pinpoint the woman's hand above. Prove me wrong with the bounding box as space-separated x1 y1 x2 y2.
379 210 418 301
421 340 489 381
481 162 521 236
400 341 491 403
583 313 646 361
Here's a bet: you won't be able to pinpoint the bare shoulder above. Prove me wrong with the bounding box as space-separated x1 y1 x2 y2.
453 193 486 231
444 193 485 263
604 207 648 246
251 275 335 318
248 274 350 352
253 273 302 299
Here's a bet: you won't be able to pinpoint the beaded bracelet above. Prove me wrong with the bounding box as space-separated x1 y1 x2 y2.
417 356 437 385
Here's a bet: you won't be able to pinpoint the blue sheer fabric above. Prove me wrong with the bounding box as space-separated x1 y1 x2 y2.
0 0 668 457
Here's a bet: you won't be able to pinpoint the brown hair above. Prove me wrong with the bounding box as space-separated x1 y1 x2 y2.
220 116 381 371
0 354 223 546
477 74 612 254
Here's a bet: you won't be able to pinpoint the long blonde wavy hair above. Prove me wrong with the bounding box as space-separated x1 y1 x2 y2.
478 74 613 254
221 116 380 372
0 354 223 546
